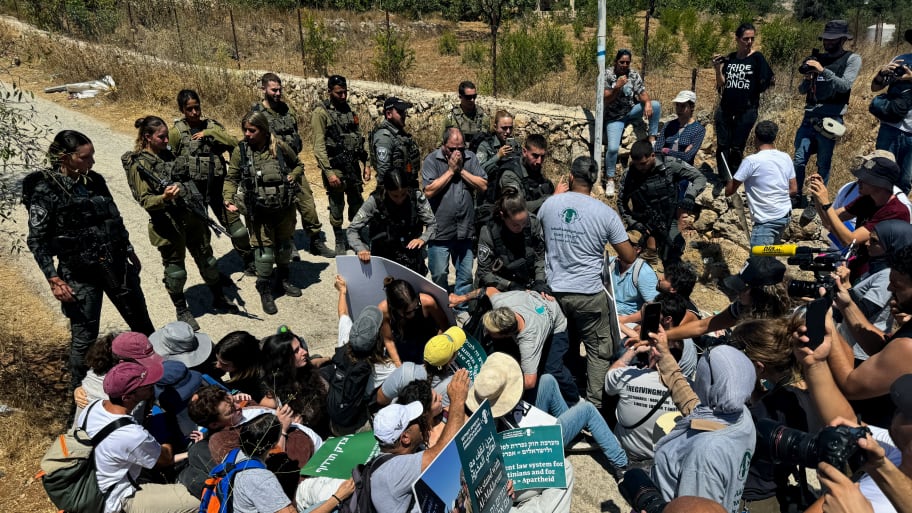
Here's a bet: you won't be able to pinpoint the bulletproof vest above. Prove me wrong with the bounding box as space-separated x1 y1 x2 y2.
810 51 854 106
500 158 554 203
372 123 421 187
628 163 676 229
488 220 536 286
369 191 421 245
449 106 488 151
239 142 294 210
320 99 365 173
171 119 225 181
252 103 303 154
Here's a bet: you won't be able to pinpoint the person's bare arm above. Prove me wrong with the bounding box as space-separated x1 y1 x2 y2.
523 373 538 390
422 369 469 470
459 169 487 192
664 306 737 341
378 301 402 367
831 337 912 400
423 169 455 199
832 269 888 356
860 435 912 513
793 318 856 424
612 240 637 266
643 325 699 415
724 179 741 197
335 275 349 319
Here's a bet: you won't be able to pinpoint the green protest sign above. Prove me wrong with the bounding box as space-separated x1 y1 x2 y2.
455 334 487 380
300 431 379 479
498 425 567 490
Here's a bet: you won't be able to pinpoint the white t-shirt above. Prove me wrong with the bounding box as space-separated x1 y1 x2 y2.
733 149 795 223
858 425 903 513
77 401 161 513
539 192 628 294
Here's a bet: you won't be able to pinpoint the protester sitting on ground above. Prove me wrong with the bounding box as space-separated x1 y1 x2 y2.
334 275 395 389
80 360 201 513
378 277 450 367
369 369 470 513
619 261 702 335
810 152 910 249
610 230 659 320
213 330 264 400
377 326 466 408
180 386 246 498
482 289 580 404
399 379 446 447
663 257 791 345
654 90 705 166
73 331 124 421
792 318 912 513
258 331 328 429
228 413 298 513
465 353 575 512
150 321 217 376
605 293 697 467
154 358 203 439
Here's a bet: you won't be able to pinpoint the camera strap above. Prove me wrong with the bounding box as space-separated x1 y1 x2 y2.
619 389 671 430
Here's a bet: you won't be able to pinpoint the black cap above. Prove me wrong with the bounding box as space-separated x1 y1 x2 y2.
723 257 786 291
328 75 347 89
820 20 852 40
852 155 900 190
383 96 413 112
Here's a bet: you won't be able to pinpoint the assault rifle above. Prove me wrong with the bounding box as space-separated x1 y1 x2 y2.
238 142 258 229
135 163 228 237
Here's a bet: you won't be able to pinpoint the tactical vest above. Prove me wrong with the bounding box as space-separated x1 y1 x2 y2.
628 163 677 230
449 106 488 151
320 100 366 175
369 191 421 246
252 103 303 154
171 118 225 181
371 123 421 187
499 159 554 203
488 220 537 287
810 51 854 106
238 142 295 210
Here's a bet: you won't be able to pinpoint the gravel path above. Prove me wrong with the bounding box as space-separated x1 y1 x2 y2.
8 91 629 513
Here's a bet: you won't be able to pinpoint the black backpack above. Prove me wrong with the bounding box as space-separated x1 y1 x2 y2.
325 346 373 431
340 454 415 513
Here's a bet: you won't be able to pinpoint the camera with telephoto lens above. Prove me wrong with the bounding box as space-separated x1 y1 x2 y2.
881 64 910 85
798 49 821 75
618 468 667 513
786 254 837 298
756 418 870 469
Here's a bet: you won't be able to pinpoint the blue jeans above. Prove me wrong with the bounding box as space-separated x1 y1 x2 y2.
535 374 628 468
794 114 841 189
427 239 473 311
604 100 662 178
542 331 580 404
750 214 790 247
876 123 912 194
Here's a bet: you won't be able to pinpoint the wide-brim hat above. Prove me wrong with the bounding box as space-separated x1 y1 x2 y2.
820 20 852 40
466 352 523 418
149 321 213 368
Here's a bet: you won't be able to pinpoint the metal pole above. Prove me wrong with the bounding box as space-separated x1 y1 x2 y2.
642 0 653 78
593 0 606 188
170 0 185 62
229 7 241 69
297 8 307 73
126 0 136 47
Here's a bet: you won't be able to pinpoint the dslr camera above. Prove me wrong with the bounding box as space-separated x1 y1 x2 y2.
880 64 910 85
786 253 837 298
756 418 870 470
798 49 821 75
618 468 667 513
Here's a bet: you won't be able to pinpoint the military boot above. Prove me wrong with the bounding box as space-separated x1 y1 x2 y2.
256 278 278 315
277 266 302 297
309 232 336 258
208 285 239 313
333 227 347 256
169 292 200 331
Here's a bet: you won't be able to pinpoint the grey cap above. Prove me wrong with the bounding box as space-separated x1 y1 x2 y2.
350 306 383 355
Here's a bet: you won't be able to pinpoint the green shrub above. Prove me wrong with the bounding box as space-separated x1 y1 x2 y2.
659 8 685 35
462 40 487 66
573 34 597 78
646 26 680 70
492 20 570 96
686 18 723 67
300 13 339 76
679 7 700 38
622 15 644 51
438 29 459 55
761 16 818 68
372 27 415 85
538 21 570 71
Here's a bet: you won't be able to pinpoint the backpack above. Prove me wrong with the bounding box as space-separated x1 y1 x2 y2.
339 453 415 513
39 401 134 513
603 255 646 290
198 448 267 513
325 346 373 431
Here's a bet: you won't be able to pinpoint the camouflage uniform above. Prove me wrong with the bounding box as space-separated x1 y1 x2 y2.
23 169 154 390
169 118 253 269
441 105 491 152
370 119 421 188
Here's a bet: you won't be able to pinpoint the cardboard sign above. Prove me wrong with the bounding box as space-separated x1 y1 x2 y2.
300 431 379 479
498 425 567 490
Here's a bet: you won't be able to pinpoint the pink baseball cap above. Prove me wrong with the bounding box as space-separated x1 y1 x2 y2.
103 360 164 397
112 332 164 367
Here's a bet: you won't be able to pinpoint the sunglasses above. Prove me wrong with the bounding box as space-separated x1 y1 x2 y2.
461 94 478 100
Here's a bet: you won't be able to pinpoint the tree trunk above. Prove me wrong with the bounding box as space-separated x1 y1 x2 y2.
491 24 499 96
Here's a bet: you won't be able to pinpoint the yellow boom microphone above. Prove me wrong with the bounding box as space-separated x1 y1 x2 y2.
750 245 828 257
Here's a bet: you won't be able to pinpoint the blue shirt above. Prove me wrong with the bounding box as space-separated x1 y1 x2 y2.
609 257 659 315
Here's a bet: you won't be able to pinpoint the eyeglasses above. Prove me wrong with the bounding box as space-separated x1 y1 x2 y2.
461 94 478 100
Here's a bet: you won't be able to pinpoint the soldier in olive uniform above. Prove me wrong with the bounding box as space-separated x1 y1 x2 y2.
311 75 371 255
370 96 421 188
475 109 520 176
170 89 254 275
441 80 491 153
498 134 568 215
224 111 302 316
251 72 335 258
122 116 237 331
24 130 155 391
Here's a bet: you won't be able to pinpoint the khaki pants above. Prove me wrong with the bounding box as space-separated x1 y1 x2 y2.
553 291 618 408
122 483 199 513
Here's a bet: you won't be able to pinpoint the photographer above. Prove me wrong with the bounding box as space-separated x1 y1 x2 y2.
793 316 912 513
871 29 912 194
793 20 861 197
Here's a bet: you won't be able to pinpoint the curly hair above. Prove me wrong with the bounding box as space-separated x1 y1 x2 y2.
187 385 231 428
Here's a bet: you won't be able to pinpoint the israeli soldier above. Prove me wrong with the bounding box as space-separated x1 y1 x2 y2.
251 72 335 257
312 75 371 255
24 130 155 391
441 80 491 153
370 96 421 188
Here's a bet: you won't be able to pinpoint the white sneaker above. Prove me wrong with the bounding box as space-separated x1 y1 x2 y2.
605 179 616 197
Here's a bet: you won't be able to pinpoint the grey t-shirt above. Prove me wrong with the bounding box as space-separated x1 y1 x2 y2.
539 192 628 294
841 267 893 360
491 291 567 375
421 147 486 241
233 465 292 513
370 452 423 513
380 361 454 406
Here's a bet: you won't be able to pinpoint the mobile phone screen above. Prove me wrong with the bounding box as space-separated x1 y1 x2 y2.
640 302 662 340
804 296 832 350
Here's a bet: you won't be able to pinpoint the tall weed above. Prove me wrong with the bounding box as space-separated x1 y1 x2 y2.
372 26 415 85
